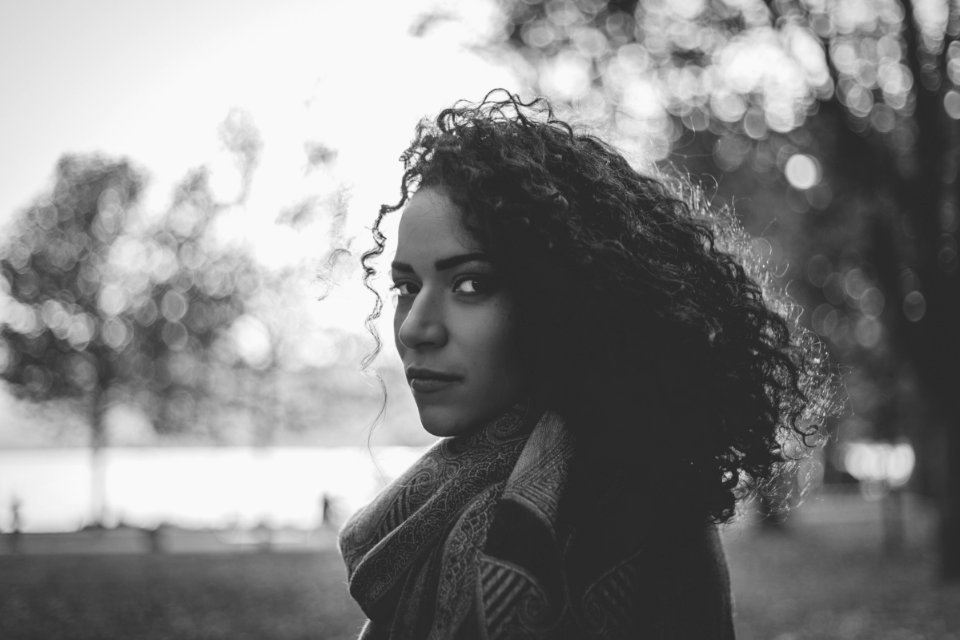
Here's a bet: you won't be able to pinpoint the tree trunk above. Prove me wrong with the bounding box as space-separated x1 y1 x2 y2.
942 422 960 578
89 387 108 526
897 0 960 581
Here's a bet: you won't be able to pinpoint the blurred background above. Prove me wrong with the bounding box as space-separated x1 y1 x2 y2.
1 0 959 638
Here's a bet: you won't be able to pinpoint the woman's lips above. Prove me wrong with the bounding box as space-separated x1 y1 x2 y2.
409 377 458 393
406 367 462 393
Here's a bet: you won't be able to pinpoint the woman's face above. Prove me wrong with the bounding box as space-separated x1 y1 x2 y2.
391 186 528 437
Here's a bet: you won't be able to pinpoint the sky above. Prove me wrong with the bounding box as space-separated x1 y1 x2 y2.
0 0 519 252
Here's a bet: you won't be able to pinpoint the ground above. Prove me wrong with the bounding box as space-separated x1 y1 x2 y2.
1 492 959 639
0 551 362 640
727 525 960 640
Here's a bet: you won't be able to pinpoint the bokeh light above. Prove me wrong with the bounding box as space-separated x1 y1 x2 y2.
842 441 916 489
784 154 822 190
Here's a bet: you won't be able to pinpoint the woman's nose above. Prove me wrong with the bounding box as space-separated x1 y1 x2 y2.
397 291 448 350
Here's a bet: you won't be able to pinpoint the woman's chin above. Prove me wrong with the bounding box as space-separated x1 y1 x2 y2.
417 407 479 438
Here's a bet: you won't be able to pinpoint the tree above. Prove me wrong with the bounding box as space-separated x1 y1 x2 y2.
130 167 260 437
443 0 960 578
0 156 258 523
0 155 143 524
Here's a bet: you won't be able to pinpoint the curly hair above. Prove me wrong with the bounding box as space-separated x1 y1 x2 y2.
362 90 837 523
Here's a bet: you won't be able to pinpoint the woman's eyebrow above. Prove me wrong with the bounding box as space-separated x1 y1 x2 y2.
391 253 490 273
434 252 489 271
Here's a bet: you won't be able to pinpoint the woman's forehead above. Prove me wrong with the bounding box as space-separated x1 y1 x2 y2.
395 187 482 263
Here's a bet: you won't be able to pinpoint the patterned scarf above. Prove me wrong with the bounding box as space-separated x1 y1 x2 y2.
338 406 734 639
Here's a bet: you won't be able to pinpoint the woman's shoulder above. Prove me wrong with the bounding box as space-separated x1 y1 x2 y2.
561 484 731 592
563 508 734 638
473 424 735 637
475 494 734 638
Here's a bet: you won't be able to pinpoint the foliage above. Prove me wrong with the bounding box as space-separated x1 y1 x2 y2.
0 155 256 436
119 168 262 434
0 156 144 404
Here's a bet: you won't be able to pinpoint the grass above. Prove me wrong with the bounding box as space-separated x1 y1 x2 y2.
0 551 365 640
725 524 960 640
2 523 959 639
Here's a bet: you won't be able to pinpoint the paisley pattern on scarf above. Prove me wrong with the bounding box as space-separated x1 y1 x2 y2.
339 405 534 632
338 407 735 639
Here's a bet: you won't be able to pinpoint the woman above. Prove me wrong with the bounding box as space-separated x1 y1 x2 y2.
339 91 833 639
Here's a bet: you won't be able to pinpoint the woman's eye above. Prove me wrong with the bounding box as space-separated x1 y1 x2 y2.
391 282 419 297
453 276 495 296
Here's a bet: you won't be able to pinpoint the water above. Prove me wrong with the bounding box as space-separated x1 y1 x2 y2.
0 445 427 532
